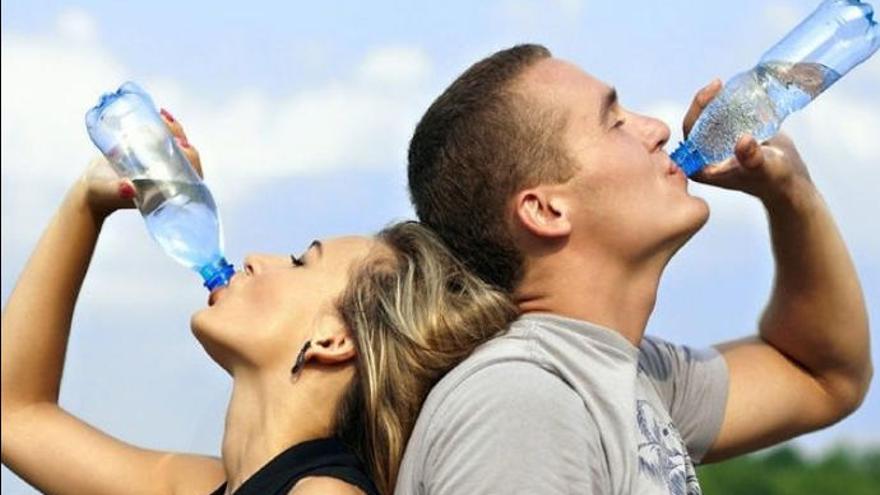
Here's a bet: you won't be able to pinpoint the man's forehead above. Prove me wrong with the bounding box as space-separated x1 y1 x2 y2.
516 57 613 128
520 57 609 96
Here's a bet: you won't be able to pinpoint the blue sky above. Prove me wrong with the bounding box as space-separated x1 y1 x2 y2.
2 1 879 493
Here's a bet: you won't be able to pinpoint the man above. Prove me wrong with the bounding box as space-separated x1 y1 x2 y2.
395 44 872 494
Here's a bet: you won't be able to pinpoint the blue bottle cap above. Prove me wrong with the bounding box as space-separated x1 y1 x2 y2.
200 257 236 291
670 140 708 177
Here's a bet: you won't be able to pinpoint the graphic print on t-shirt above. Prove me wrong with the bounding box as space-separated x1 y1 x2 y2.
636 400 702 495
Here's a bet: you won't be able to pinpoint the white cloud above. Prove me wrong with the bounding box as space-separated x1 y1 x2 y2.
554 0 587 17
1 10 433 313
357 46 432 87
784 86 880 251
1 12 432 190
192 75 425 194
56 7 98 43
796 88 879 165
495 0 587 28
1 25 126 257
1 33 124 178
496 0 537 24
866 57 880 81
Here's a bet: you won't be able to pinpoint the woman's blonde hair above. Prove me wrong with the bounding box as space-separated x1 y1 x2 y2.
335 221 517 494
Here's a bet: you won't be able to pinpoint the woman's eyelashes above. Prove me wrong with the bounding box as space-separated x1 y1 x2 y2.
290 254 305 267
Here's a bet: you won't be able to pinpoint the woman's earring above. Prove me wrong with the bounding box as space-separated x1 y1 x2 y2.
290 341 312 376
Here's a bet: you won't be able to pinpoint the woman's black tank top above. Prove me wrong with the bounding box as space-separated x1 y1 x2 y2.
209 437 379 495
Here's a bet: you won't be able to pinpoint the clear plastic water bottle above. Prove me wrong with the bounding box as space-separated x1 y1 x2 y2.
85 82 235 291
672 0 880 176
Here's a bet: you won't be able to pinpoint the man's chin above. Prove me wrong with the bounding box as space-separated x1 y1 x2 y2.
691 196 711 230
684 199 710 239
664 199 710 257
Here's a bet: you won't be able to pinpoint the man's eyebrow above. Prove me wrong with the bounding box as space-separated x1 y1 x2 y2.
599 87 618 124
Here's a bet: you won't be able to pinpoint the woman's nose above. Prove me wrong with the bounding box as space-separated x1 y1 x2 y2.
243 255 260 275
243 254 288 274
243 254 272 275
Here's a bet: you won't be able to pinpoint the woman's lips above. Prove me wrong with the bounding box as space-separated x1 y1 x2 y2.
208 286 226 306
208 272 242 306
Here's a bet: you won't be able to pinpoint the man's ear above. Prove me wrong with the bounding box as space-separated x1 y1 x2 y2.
514 187 572 239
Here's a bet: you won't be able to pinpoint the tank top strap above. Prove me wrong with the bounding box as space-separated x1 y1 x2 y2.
209 437 378 495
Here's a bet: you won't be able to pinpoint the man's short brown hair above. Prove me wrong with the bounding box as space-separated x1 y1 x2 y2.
408 44 576 292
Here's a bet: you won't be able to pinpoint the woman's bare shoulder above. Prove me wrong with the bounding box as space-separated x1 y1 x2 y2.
288 476 366 495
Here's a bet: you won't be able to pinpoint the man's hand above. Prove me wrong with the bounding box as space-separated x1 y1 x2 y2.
681 80 872 462
681 80 813 203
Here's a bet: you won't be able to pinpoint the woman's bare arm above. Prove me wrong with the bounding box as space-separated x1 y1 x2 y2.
1 116 226 495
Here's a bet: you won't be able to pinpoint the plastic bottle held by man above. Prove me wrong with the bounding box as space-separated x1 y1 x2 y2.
672 0 880 176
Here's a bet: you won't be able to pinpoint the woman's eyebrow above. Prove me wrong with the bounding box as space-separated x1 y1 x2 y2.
308 240 324 258
599 87 618 125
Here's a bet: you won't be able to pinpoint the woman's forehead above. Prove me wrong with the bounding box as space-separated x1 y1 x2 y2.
324 235 375 249
320 236 383 262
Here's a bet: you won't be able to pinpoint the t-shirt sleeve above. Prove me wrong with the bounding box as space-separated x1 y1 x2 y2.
638 336 729 464
419 361 608 495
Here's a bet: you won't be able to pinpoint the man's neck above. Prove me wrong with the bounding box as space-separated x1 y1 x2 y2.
515 250 667 345
221 370 336 494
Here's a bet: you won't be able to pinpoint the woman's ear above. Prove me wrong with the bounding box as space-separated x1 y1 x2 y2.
308 330 357 366
514 187 572 239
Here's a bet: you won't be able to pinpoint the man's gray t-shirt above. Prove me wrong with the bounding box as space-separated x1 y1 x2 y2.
395 313 729 495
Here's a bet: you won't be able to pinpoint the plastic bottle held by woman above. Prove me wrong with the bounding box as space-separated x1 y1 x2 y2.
672 0 880 176
85 82 235 290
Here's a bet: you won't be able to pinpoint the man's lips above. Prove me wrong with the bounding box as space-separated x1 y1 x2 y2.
664 157 689 188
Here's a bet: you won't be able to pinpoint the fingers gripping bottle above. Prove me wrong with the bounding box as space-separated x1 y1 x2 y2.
86 82 234 290
672 0 880 176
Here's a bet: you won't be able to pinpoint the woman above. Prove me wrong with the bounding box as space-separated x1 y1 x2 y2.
0 113 516 495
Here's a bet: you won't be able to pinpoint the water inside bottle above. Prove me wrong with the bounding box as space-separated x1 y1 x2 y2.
689 61 841 163
132 178 223 271
759 61 841 115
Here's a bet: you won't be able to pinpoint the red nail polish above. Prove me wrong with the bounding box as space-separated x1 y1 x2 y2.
177 136 190 148
160 108 176 123
119 183 135 199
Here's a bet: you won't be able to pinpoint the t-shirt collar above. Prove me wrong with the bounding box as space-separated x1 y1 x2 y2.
517 311 640 360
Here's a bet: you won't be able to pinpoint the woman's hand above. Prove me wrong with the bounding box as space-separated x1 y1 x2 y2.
1 108 225 495
82 108 204 219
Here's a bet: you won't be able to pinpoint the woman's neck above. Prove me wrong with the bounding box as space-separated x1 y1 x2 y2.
220 369 337 494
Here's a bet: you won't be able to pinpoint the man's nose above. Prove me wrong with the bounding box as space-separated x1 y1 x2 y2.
635 113 671 152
